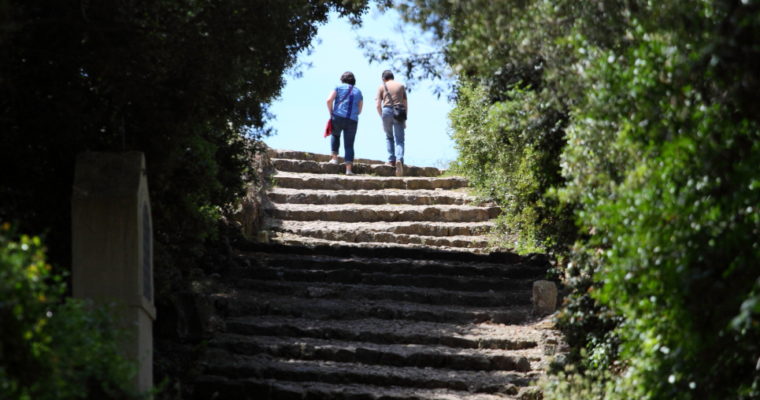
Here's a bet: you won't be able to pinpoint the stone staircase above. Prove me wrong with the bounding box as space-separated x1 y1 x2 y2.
262 150 501 252
192 150 561 400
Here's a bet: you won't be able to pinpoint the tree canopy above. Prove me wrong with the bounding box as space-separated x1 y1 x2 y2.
1 2 368 396
0 0 367 274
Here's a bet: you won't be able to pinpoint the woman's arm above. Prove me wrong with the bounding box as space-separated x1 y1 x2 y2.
326 90 337 115
358 100 363 114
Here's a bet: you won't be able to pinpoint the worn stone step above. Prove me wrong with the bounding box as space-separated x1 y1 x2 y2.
238 264 535 293
225 316 541 350
236 238 536 265
272 158 442 177
264 219 494 237
223 292 531 324
234 279 532 307
200 351 534 394
239 251 547 280
209 334 537 373
268 226 491 249
267 187 477 206
268 149 387 166
270 233 492 254
267 203 500 223
194 374 521 400
273 171 469 191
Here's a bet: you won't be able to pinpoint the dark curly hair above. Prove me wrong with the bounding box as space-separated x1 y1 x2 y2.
340 71 356 86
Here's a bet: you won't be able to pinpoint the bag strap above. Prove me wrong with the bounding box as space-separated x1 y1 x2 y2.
383 81 397 107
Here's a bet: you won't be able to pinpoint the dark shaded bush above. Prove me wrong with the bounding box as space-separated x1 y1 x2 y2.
0 0 368 284
0 225 138 400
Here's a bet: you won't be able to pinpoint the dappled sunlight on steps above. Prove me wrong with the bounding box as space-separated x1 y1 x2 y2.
192 150 562 399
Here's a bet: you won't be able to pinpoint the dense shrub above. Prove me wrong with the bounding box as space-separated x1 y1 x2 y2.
0 225 138 400
449 82 573 252
391 0 760 398
553 14 760 397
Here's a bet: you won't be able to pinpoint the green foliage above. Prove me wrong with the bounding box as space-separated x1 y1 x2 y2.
0 225 138 400
449 82 574 252
391 0 760 398
557 17 760 398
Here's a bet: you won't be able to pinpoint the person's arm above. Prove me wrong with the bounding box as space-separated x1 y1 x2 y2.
402 85 408 112
326 90 337 115
358 100 363 114
376 86 383 116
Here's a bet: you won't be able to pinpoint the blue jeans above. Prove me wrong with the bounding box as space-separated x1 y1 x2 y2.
331 115 358 163
382 107 404 163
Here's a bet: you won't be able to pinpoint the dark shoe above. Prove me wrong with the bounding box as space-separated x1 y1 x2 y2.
395 161 404 177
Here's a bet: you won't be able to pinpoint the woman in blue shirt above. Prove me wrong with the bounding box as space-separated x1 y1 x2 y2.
326 71 363 175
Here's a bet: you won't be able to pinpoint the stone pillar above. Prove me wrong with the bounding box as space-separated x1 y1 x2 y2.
532 280 558 316
71 152 156 394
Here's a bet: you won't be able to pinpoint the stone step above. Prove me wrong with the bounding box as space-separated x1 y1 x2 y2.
268 225 492 249
270 233 491 254
222 292 531 324
238 251 547 280
264 219 494 237
267 203 500 223
234 279 532 307
268 149 388 166
267 187 477 206
272 158 442 177
236 264 536 293
236 239 542 265
209 334 537 372
194 375 522 400
200 351 534 395
225 316 540 350
273 171 469 191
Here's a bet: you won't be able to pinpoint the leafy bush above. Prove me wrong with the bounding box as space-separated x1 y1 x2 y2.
555 21 760 398
391 0 760 398
0 224 139 400
450 81 574 252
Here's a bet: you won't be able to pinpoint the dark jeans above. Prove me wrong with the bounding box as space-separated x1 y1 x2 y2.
331 115 358 163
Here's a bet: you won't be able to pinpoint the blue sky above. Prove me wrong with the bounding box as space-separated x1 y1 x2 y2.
264 6 456 169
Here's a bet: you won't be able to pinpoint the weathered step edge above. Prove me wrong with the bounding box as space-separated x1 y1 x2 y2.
224 316 541 350
193 375 524 400
272 158 442 177
233 238 550 266
264 219 495 237
272 173 469 191
225 292 533 325
200 351 533 394
232 279 534 307
208 334 535 372
267 228 492 249
267 188 478 206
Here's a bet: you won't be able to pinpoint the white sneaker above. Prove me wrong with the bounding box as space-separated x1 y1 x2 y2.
345 170 355 176
328 158 339 165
